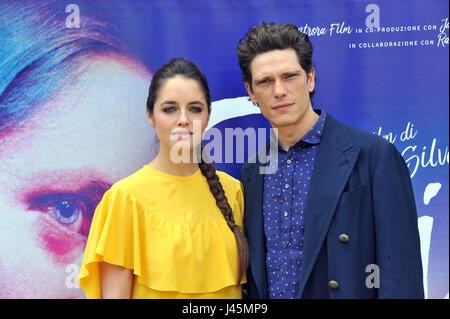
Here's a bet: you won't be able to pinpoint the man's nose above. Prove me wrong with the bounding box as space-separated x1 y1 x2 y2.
273 80 287 99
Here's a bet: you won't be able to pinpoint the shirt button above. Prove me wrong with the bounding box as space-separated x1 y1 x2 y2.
285 184 290 189
328 280 339 290
287 159 292 164
284 211 289 217
339 234 350 243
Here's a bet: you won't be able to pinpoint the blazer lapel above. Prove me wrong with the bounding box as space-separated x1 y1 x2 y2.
298 115 361 297
242 148 269 298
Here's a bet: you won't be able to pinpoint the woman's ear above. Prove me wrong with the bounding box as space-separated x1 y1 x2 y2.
147 109 155 127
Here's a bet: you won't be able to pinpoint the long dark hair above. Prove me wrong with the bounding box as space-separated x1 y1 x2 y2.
146 58 249 283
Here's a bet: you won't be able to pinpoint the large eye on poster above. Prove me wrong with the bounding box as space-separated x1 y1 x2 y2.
0 0 448 299
0 1 157 298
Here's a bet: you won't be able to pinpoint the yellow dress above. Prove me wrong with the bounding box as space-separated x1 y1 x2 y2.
78 165 246 299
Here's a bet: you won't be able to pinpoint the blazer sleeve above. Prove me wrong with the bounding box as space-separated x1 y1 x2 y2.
372 142 424 298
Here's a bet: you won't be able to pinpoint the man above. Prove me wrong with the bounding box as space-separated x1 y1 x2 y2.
237 22 424 298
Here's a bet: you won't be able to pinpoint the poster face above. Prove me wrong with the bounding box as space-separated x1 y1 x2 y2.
0 0 448 298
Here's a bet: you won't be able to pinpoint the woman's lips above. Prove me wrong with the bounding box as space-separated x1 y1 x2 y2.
171 130 192 139
272 103 293 111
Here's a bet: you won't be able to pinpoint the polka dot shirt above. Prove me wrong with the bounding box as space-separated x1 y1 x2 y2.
262 111 326 299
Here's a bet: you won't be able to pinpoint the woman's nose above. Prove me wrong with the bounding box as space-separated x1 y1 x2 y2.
177 109 189 126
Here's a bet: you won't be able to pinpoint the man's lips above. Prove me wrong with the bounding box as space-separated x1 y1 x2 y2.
272 103 293 111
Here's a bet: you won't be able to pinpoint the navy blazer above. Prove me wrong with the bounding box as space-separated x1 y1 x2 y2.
240 113 424 299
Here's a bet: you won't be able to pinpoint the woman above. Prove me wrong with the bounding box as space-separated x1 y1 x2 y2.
78 58 249 299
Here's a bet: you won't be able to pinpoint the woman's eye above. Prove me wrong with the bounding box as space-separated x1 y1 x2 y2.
24 181 110 238
46 199 85 225
190 106 202 113
162 106 176 113
28 194 86 226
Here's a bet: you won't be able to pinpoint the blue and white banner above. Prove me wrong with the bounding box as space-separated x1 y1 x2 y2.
0 0 447 298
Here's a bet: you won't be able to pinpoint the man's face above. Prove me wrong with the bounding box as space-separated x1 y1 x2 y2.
245 48 315 130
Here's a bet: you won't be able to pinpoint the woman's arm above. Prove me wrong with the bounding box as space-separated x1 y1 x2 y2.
99 262 134 299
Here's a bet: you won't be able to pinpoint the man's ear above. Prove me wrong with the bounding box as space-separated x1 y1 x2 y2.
147 109 155 127
245 82 258 105
307 68 315 93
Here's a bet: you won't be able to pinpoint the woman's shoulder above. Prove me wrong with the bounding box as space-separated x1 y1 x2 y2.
215 170 244 222
215 170 242 187
215 170 244 201
106 166 154 199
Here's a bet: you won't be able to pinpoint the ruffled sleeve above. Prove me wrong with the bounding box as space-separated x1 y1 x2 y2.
234 182 245 235
78 186 145 299
78 172 247 298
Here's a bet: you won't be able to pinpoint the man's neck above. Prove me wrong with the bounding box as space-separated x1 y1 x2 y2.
277 109 320 151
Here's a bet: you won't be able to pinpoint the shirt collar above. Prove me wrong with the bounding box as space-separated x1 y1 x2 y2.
274 109 327 152
301 109 326 145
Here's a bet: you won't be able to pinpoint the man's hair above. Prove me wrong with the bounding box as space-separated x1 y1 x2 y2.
236 22 315 99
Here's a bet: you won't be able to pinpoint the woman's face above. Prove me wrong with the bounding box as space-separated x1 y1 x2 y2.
0 54 155 298
149 75 210 160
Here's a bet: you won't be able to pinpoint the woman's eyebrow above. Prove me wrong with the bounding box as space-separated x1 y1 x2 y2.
13 168 111 200
160 100 205 106
160 100 178 106
24 179 111 205
188 101 205 106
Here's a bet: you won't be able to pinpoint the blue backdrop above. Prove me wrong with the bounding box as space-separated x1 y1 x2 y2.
0 0 448 299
